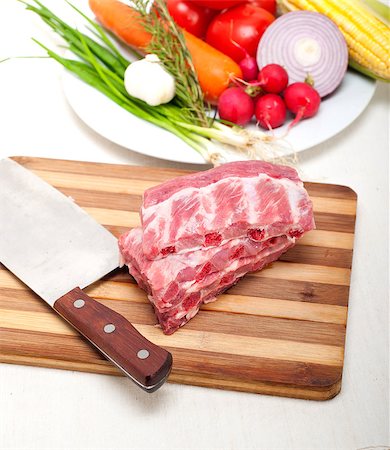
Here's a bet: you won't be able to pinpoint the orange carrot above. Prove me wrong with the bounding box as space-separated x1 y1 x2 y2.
181 29 242 104
88 0 242 104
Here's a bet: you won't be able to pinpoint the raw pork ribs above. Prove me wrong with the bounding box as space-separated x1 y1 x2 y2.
119 161 315 334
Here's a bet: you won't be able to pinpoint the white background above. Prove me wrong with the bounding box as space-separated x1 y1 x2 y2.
0 1 389 449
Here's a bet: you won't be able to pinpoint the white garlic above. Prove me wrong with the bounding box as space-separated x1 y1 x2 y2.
124 54 176 106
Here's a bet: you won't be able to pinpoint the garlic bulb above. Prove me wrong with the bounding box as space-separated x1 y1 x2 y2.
124 54 176 106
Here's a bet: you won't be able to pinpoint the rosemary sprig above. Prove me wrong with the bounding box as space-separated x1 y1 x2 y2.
132 0 210 127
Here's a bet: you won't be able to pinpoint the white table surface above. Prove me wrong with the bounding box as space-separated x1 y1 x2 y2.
0 1 389 449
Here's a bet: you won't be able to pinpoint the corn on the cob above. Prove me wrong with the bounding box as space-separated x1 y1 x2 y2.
278 0 390 81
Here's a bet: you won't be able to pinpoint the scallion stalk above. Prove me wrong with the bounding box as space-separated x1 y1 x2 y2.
22 0 288 164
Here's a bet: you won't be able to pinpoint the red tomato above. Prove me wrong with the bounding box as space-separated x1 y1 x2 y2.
248 0 276 15
206 5 275 63
167 0 217 38
191 0 245 10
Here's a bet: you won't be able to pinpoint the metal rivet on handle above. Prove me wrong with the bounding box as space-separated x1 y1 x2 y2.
104 324 115 334
137 349 149 360
73 299 85 308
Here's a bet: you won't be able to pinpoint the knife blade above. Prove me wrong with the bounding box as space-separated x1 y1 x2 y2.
0 158 172 392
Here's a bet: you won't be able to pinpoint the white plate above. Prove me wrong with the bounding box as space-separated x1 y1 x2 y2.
62 57 376 165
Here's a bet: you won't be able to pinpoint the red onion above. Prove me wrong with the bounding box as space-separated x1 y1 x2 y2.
256 11 348 97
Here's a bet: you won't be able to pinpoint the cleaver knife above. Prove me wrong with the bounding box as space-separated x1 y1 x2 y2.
0 158 172 392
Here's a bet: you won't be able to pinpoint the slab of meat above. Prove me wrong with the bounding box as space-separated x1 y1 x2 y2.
141 161 314 260
120 227 296 334
119 161 315 334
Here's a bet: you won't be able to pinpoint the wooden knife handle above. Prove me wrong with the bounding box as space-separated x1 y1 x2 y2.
53 287 172 392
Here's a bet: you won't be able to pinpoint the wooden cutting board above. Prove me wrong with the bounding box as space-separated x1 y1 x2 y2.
0 156 357 400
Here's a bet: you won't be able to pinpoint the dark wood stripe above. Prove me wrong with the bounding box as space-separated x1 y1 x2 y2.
304 182 357 200
0 288 345 346
0 328 342 387
0 328 106 363
105 224 130 238
280 246 352 269
168 347 342 387
0 288 52 313
103 267 350 307
228 277 350 306
313 212 356 233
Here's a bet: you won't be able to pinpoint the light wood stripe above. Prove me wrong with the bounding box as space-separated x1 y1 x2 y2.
0 271 27 289
1 309 76 335
19 157 185 183
252 262 350 286
0 309 343 366
311 196 356 215
85 207 140 228
201 295 347 324
298 230 354 249
32 169 356 216
0 355 117 375
32 170 159 195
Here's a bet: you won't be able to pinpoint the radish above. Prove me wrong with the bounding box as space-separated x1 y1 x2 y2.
239 56 259 82
283 82 321 128
229 32 259 81
258 64 288 94
218 87 255 126
255 93 286 130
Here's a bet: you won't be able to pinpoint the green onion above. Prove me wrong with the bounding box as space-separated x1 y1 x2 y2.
22 0 288 164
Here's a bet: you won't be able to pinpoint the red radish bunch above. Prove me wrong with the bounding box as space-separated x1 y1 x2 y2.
284 82 321 126
218 87 255 126
257 63 288 93
218 63 321 130
239 55 259 82
255 94 286 130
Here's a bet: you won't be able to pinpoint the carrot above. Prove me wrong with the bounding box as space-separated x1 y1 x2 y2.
181 29 242 104
88 0 242 103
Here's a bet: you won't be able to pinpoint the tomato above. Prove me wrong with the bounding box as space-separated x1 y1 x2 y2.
191 0 245 10
166 0 217 38
248 0 276 15
206 5 275 63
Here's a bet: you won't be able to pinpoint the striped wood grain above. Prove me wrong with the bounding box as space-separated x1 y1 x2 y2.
0 157 357 400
